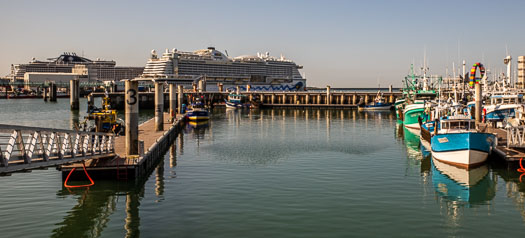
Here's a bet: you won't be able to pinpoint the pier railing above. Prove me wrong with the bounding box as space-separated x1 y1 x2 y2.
0 124 115 173
507 126 525 148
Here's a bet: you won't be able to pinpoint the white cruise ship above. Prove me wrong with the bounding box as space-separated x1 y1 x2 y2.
139 47 306 91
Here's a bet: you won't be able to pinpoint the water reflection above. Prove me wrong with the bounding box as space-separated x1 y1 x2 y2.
53 181 141 238
432 158 496 205
47 108 525 237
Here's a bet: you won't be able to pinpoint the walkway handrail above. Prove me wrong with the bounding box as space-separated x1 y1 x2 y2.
507 126 525 148
0 124 115 172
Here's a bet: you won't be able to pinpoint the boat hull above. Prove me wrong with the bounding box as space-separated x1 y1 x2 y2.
225 100 245 108
187 110 210 121
403 107 424 129
431 133 494 169
358 104 392 111
485 108 515 121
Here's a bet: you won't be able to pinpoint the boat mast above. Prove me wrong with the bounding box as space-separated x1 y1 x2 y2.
462 60 466 101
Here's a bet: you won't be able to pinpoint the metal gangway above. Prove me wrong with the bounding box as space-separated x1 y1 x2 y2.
507 126 525 148
0 124 115 174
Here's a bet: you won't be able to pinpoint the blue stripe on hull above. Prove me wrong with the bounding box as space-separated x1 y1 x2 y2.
431 132 494 153
486 108 515 121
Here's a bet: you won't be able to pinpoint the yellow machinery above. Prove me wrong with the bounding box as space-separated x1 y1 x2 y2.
81 95 124 134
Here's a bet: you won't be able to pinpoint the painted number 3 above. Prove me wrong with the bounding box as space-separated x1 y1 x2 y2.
127 89 137 105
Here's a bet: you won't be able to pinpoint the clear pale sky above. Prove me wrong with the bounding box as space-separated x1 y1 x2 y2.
1 0 524 87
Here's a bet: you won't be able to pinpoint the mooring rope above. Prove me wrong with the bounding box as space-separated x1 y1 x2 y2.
64 161 95 188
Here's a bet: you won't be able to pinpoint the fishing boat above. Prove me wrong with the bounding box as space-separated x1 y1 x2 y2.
483 94 523 123
430 115 495 168
225 93 247 109
187 100 210 121
81 93 125 134
394 98 406 121
358 92 392 111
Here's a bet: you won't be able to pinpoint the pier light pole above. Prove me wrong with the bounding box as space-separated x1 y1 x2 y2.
125 79 139 156
154 81 164 131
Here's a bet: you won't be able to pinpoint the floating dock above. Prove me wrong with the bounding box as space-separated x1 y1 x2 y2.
487 125 525 162
60 113 186 180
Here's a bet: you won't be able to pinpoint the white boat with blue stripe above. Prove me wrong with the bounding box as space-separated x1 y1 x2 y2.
479 94 523 123
431 115 495 169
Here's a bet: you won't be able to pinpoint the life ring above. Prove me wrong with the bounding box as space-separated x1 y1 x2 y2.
469 62 485 88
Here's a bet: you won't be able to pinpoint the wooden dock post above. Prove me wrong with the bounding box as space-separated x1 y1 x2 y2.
177 85 183 113
70 79 79 110
271 94 275 104
169 84 176 121
246 84 251 92
155 82 164 131
218 83 223 92
352 94 357 104
364 94 369 104
125 80 139 156
326 85 331 104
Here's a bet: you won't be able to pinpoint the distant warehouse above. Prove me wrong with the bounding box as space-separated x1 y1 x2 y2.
23 72 81 89
10 52 144 83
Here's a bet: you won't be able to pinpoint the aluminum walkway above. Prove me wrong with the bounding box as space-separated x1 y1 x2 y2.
0 124 115 174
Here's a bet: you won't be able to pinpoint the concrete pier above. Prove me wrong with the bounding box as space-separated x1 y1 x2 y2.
70 79 79 110
93 91 402 110
125 80 139 156
155 82 164 131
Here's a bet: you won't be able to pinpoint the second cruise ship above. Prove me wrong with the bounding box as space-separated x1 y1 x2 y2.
139 47 306 91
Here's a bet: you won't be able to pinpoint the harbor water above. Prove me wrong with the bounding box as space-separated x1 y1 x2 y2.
1 98 525 237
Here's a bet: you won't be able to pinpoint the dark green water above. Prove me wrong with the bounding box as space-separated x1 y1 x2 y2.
1 98 525 237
